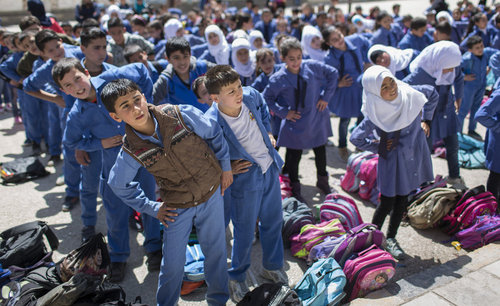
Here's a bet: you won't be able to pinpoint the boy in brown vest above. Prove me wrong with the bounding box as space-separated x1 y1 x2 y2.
102 79 233 305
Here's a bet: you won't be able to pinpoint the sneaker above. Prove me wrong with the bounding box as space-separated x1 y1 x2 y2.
146 250 162 272
81 225 95 243
385 238 405 260
260 268 289 284
229 279 250 303
109 262 127 283
467 130 482 141
56 174 65 186
22 139 33 147
32 143 42 156
446 176 467 190
62 196 79 212
181 280 205 295
47 155 62 167
338 147 349 162
14 116 22 125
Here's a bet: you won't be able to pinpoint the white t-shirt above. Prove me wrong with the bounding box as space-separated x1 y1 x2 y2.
220 103 274 173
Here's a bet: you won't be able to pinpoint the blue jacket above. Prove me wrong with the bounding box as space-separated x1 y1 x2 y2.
397 32 434 51
255 20 277 43
0 52 24 83
461 47 497 87
475 87 500 172
371 26 399 47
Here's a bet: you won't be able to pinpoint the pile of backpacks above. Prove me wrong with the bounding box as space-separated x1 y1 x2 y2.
340 152 380 205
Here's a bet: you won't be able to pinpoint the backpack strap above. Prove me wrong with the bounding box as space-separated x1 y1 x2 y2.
0 221 59 251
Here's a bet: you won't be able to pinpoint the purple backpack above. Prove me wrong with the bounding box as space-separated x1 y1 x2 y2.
358 156 380 205
341 152 376 193
318 193 363 231
441 185 498 235
455 214 500 250
290 219 346 259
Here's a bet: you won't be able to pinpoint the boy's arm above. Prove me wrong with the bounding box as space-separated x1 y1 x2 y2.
0 55 22 83
22 61 65 107
475 90 500 133
63 108 104 152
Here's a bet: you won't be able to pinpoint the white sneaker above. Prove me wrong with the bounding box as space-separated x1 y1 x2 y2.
229 279 250 303
56 174 65 186
260 268 289 285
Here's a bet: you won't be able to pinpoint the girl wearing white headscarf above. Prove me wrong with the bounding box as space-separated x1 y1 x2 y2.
351 65 439 259
231 38 256 86
403 40 465 188
249 30 266 50
203 24 230 65
367 44 414 77
301 25 327 61
164 18 184 39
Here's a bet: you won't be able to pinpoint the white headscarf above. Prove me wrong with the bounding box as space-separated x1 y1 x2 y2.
164 18 183 40
361 65 428 132
352 15 375 33
232 29 249 40
231 38 256 78
301 25 327 62
367 44 414 76
436 11 454 25
205 25 230 65
409 41 462 85
249 30 266 50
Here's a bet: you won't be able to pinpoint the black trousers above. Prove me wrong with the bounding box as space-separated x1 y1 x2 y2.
371 194 408 239
284 145 327 183
487 170 500 206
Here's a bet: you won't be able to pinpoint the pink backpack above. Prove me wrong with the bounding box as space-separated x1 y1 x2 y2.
343 245 396 301
279 174 293 200
358 156 379 205
290 219 346 259
341 152 376 193
455 214 500 250
318 193 363 231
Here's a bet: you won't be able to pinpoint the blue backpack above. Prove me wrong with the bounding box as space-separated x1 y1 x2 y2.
457 133 486 169
184 243 205 282
294 257 346 306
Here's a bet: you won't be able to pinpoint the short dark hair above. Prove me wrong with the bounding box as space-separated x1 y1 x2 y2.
101 79 141 113
435 21 452 36
165 37 191 58
80 27 106 47
466 35 483 49
402 15 413 23
204 65 240 95
410 18 427 30
370 50 386 64
73 23 83 32
52 57 86 88
124 44 143 62
19 30 37 43
107 17 124 30
192 76 206 98
19 16 40 31
81 18 99 30
131 15 147 27
279 37 302 58
35 29 61 52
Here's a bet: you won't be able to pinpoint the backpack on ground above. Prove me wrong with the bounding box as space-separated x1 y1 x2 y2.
457 133 486 169
342 245 396 302
0 157 50 185
455 214 500 250
238 283 301 306
407 187 463 229
294 257 346 306
282 197 315 248
407 175 447 204
358 156 379 205
0 221 59 269
340 152 376 193
316 193 363 231
441 185 498 235
279 174 293 200
290 219 346 259
184 243 205 282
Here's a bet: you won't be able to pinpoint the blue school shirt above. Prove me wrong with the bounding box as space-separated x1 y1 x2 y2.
192 43 208 59
461 47 497 88
403 67 464 140
474 88 500 173
461 26 497 50
350 85 439 197
146 59 168 83
205 87 283 191
0 52 24 82
397 32 434 51
489 52 500 89
107 104 231 218
255 20 277 43
152 39 166 61
324 37 364 118
345 34 371 63
370 27 399 47
263 60 338 150
152 57 211 112
81 58 116 76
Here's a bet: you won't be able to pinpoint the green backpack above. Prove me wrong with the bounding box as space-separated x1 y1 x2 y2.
407 188 463 229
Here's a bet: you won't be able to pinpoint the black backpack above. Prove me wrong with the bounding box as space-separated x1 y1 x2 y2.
237 283 301 306
0 157 50 185
0 221 59 269
282 197 315 248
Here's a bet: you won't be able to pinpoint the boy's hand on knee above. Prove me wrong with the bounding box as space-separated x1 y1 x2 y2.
221 170 233 196
75 150 91 166
316 99 328 112
157 203 178 228
101 135 123 149
231 159 252 174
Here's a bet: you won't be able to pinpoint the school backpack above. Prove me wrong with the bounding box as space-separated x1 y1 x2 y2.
184 243 205 282
407 175 447 204
340 152 376 193
0 221 59 269
342 245 396 302
279 174 293 200
0 157 50 185
441 185 498 235
406 187 463 229
282 197 315 248
238 283 301 306
316 193 363 231
358 156 379 205
457 133 486 169
294 257 346 306
290 219 346 259
455 214 500 250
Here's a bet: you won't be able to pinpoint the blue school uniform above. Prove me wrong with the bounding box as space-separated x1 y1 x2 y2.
459 47 497 132
205 87 284 283
350 85 439 196
460 26 497 50
255 20 277 43
371 26 399 47
263 60 338 149
108 104 230 306
192 42 208 58
397 32 434 51
152 57 211 112
63 63 161 262
239 73 256 87
489 52 500 89
346 33 371 63
146 59 168 83
475 88 500 173
152 39 167 61
252 65 284 136
198 46 233 66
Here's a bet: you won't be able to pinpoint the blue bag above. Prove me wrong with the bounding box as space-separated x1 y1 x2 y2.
457 133 486 169
184 243 205 282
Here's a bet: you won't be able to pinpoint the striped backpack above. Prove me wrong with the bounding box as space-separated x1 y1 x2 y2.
316 193 363 231
290 219 346 259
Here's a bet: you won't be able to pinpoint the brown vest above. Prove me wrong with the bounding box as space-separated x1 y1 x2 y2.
122 104 222 208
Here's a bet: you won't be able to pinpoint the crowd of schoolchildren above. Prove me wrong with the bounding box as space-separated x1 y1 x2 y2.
1 0 500 304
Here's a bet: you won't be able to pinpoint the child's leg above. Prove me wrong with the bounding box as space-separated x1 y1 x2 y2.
467 86 485 133
46 103 62 156
338 117 351 148
486 170 500 204
443 133 460 179
313 145 328 177
285 148 303 183
80 150 102 227
136 167 162 254
193 189 229 305
60 109 81 200
387 195 408 239
22 95 43 145
458 85 475 133
372 195 396 230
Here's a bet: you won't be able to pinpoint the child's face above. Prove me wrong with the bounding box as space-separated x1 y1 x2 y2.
476 15 487 29
253 37 263 49
196 82 213 106
259 54 275 75
380 77 398 101
411 26 427 38
62 25 73 36
277 21 287 33
147 27 162 39
128 51 148 64
81 37 108 65
208 32 220 46
310 36 322 50
108 26 126 45
15 37 27 52
167 50 191 75
380 16 393 30
403 20 412 28
110 90 151 129
211 79 243 116
469 42 485 56
236 48 249 64
21 36 40 55
176 28 185 37
74 28 82 38
59 68 92 100
282 48 302 74
262 12 272 23
327 30 344 49
453 9 461 21
375 52 391 68
132 24 146 35
42 39 65 62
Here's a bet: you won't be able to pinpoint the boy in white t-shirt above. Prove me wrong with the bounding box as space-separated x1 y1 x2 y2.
205 65 287 303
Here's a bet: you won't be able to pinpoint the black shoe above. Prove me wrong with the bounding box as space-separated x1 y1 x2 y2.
146 250 162 272
62 196 79 212
32 143 41 156
47 155 62 167
109 262 127 283
81 225 95 243
467 130 482 141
